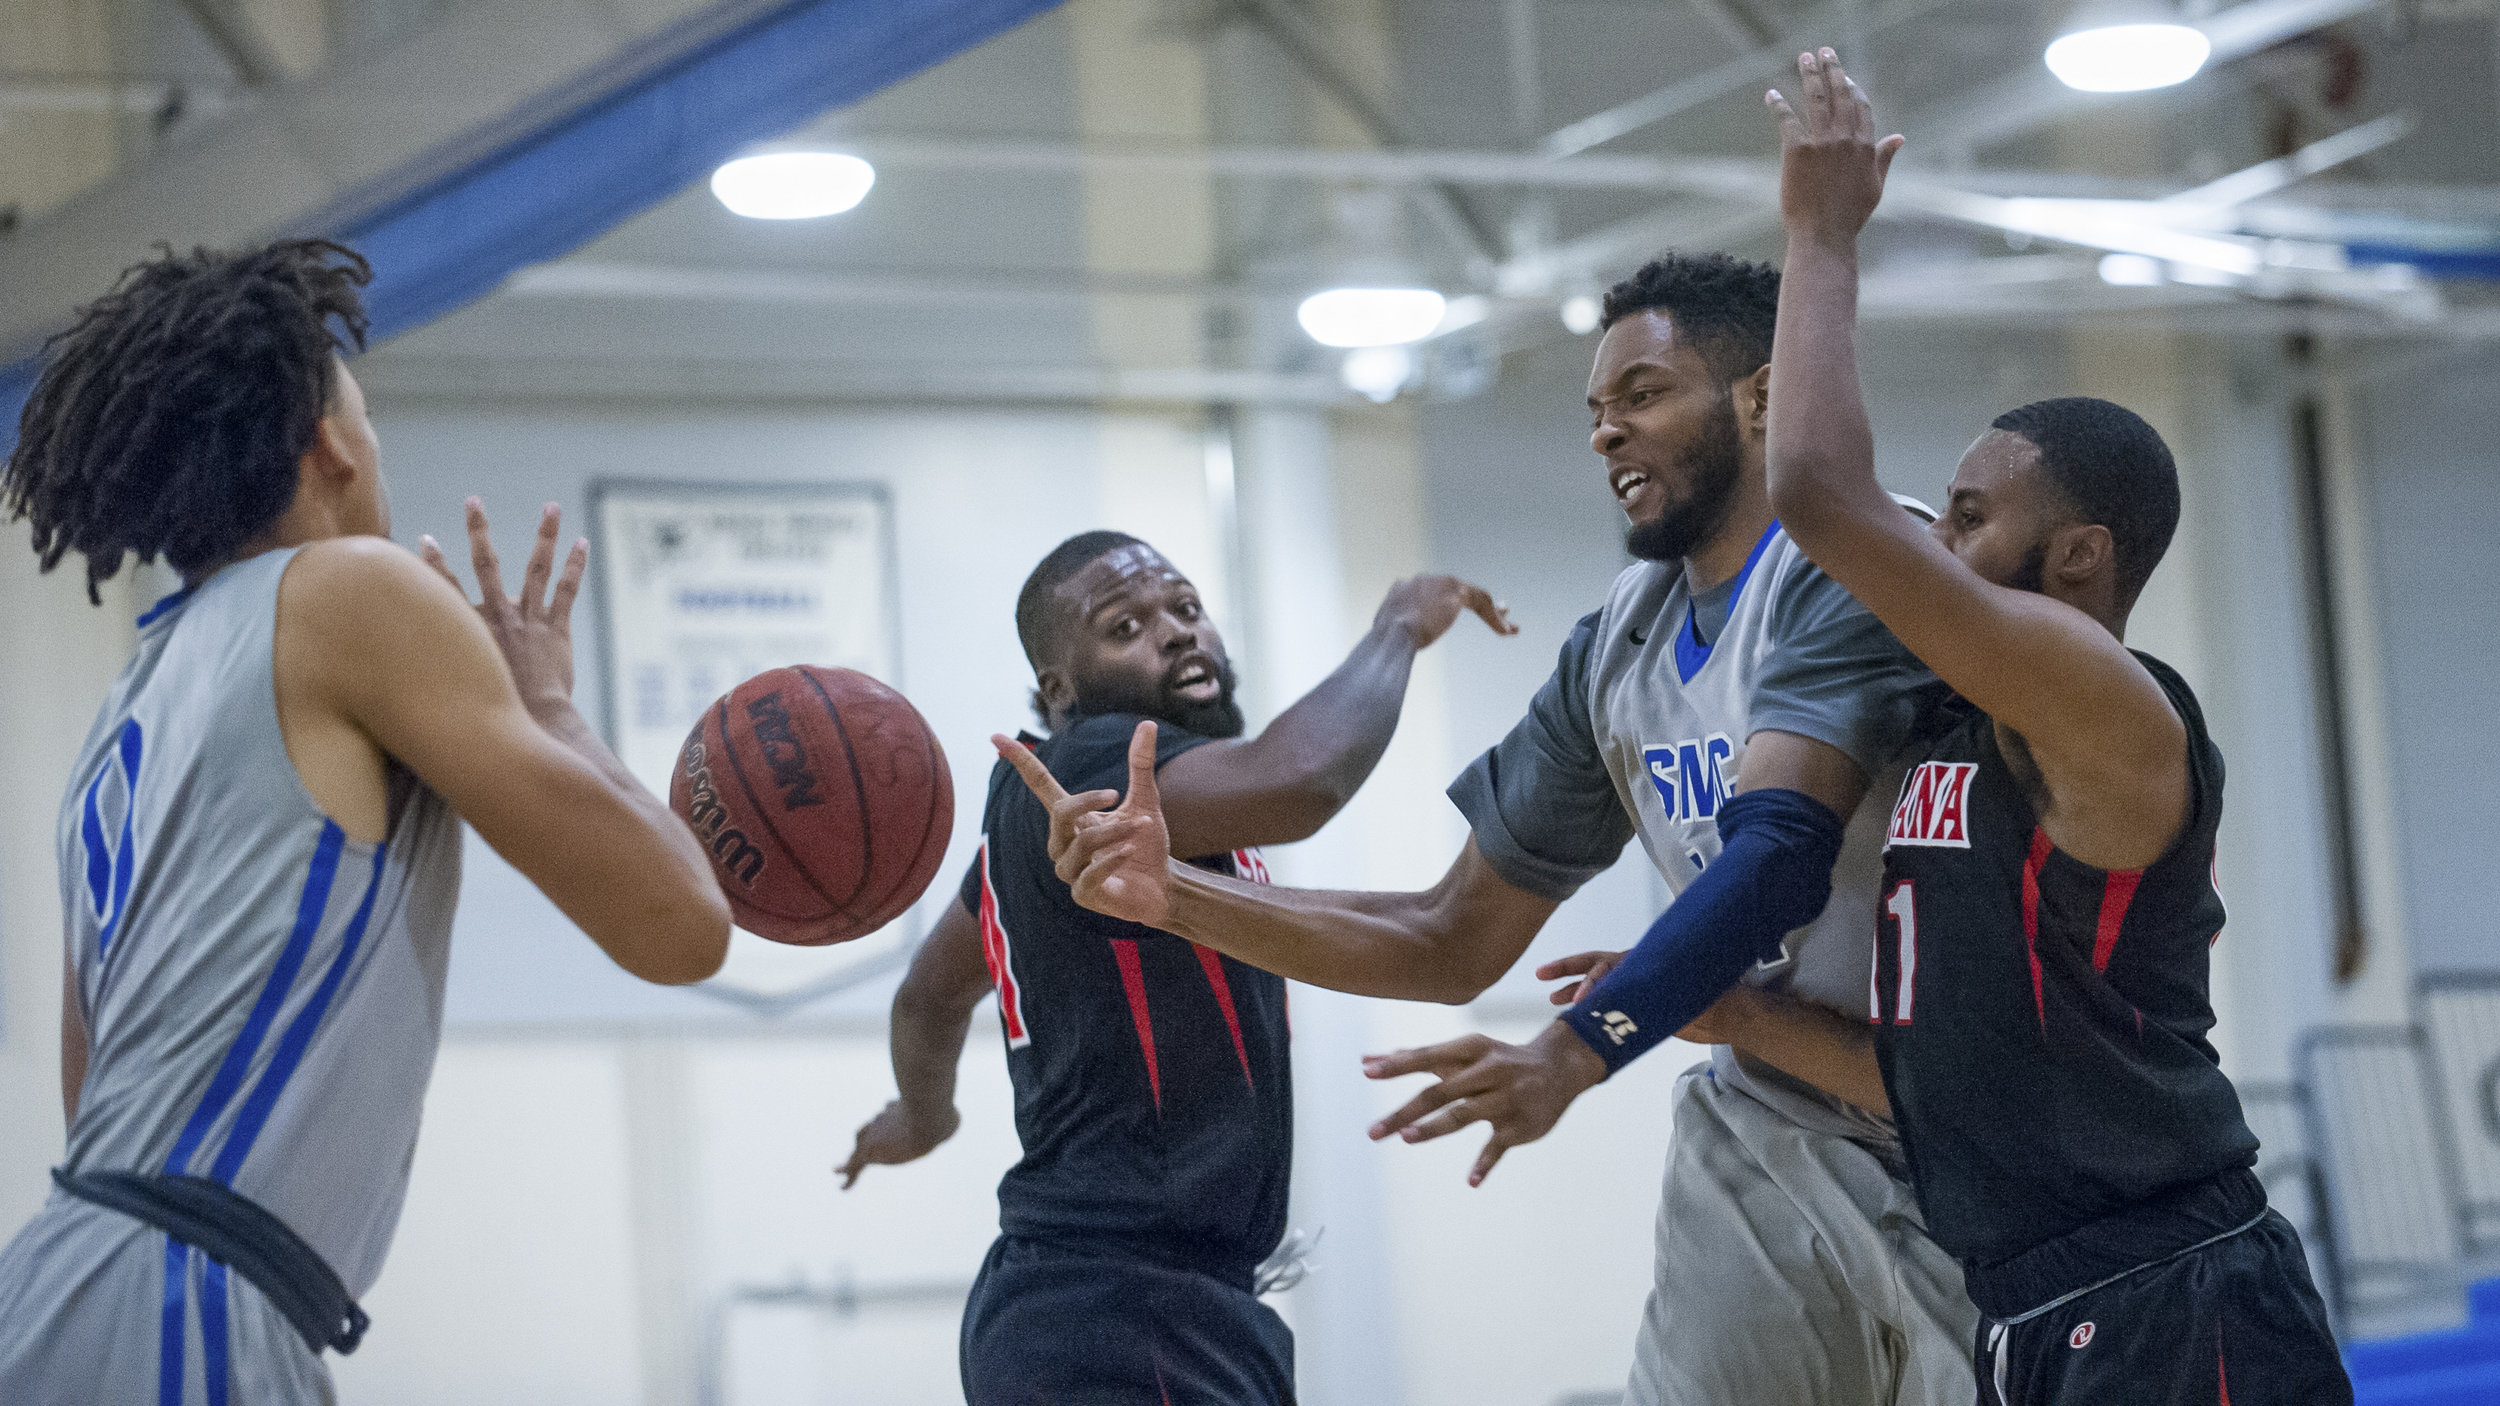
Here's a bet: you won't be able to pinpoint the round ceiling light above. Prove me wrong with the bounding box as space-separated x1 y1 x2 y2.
1296 287 1448 348
710 152 876 220
2043 23 2210 92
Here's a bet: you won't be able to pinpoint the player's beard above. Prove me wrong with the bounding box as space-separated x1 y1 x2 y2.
1072 657 1248 741
1624 390 1745 565
2006 538 2050 594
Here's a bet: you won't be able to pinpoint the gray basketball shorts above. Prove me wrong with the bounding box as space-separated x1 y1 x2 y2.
1624 1065 1979 1406
0 1194 334 1406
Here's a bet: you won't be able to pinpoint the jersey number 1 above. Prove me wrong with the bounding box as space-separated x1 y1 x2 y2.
1871 881 1916 1024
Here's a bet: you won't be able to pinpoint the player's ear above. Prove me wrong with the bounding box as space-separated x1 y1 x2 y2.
1033 667 1074 722
1739 364 1772 437
2051 521 2116 589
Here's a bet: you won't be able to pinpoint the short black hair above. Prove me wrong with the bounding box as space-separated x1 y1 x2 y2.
5 238 373 603
1599 252 1782 388
1990 397 2180 604
1016 530 1143 670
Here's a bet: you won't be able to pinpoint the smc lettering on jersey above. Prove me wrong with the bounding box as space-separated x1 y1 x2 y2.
1887 761 1978 850
1645 734 1735 822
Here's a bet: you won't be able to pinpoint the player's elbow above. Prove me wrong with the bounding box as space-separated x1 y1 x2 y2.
620 891 733 986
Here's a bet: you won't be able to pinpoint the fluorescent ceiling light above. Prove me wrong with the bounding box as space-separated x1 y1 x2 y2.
1297 287 1447 347
2098 253 2166 286
1340 346 1415 402
711 152 876 220
1560 294 1602 336
2044 23 2210 92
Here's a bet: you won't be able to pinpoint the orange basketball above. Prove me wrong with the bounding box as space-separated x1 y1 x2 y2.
670 665 954 945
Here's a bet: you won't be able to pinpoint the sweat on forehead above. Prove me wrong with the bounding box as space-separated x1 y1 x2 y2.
1057 543 1180 604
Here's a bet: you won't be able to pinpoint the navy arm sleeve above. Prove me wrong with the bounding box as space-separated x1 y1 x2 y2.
1559 788 1846 1076
1447 611 1637 900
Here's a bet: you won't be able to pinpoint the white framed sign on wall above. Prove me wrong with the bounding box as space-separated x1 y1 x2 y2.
592 480 913 1012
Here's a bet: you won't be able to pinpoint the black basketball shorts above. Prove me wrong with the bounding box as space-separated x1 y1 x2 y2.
1973 1209 2350 1406
959 1234 1296 1406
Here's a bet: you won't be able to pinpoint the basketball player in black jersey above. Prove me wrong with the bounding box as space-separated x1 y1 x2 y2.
1673 48 2350 1405
838 530 1511 1405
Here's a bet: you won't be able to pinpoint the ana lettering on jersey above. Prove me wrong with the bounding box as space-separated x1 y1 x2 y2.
1644 733 1735 822
1886 761 1977 849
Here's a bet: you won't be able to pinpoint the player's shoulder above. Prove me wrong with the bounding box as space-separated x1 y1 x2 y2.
282 534 465 619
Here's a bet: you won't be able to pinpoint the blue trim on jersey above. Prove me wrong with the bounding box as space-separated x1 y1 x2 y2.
100 721 144 954
159 1238 188 1406
82 720 144 943
164 822 347 1176
136 587 195 629
212 842 389 1184
200 1258 230 1406
1672 521 1781 684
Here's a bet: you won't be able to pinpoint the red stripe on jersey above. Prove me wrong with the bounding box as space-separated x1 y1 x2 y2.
975 842 1031 1049
2021 828 2053 1032
2218 1328 2230 1406
1110 938 1161 1110
2092 868 2145 974
1194 945 1254 1087
1232 847 1272 884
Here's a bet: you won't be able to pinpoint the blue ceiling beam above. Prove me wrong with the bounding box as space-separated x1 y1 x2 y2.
1 0 1060 451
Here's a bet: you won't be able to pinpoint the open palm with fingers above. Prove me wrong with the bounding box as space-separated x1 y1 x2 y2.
417 497 587 719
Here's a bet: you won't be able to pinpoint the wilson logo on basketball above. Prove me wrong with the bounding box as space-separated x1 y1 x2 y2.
2068 1321 2096 1349
1886 761 1978 850
744 691 825 809
677 739 768 886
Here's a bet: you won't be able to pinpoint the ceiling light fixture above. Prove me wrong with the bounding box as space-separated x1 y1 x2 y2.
2044 21 2210 93
2097 253 2167 286
710 152 876 220
1559 293 1603 336
1297 287 1448 348
1340 346 1415 402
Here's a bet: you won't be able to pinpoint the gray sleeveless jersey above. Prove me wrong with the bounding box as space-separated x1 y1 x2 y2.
0 546 463 1402
1454 518 1941 1145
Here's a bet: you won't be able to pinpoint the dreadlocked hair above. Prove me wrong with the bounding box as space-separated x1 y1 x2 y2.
1599 251 1781 388
4 238 373 603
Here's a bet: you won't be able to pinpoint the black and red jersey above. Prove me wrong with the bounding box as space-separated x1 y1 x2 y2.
1871 653 2258 1277
961 713 1290 1285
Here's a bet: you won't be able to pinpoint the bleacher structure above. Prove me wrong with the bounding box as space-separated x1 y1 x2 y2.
2257 972 2500 1402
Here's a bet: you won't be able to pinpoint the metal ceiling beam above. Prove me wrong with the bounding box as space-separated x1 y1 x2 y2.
174 0 292 86
853 137 2194 199
1538 0 1963 158
1221 0 1504 270
1904 0 2391 163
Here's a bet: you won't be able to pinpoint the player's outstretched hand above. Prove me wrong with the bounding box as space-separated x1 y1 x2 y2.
417 497 588 719
1375 574 1518 650
1361 1023 1607 1186
837 1098 961 1189
995 721 1176 930
1536 948 1627 1006
1765 47 1903 250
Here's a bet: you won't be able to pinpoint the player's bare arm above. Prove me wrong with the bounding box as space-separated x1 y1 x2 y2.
841 896 989 1188
59 955 85 1124
1359 728 1869 1182
1153 574 1515 857
998 723 1558 1004
276 500 730 985
1692 985 1890 1117
1761 49 2188 872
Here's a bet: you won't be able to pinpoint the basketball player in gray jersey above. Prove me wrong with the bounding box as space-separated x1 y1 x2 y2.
1013 254 1979 1404
0 240 730 1403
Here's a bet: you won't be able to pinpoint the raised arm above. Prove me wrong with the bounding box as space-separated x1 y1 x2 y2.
840 894 992 1187
1155 575 1513 857
999 723 1558 1004
282 504 730 985
61 954 86 1125
1761 50 2186 866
